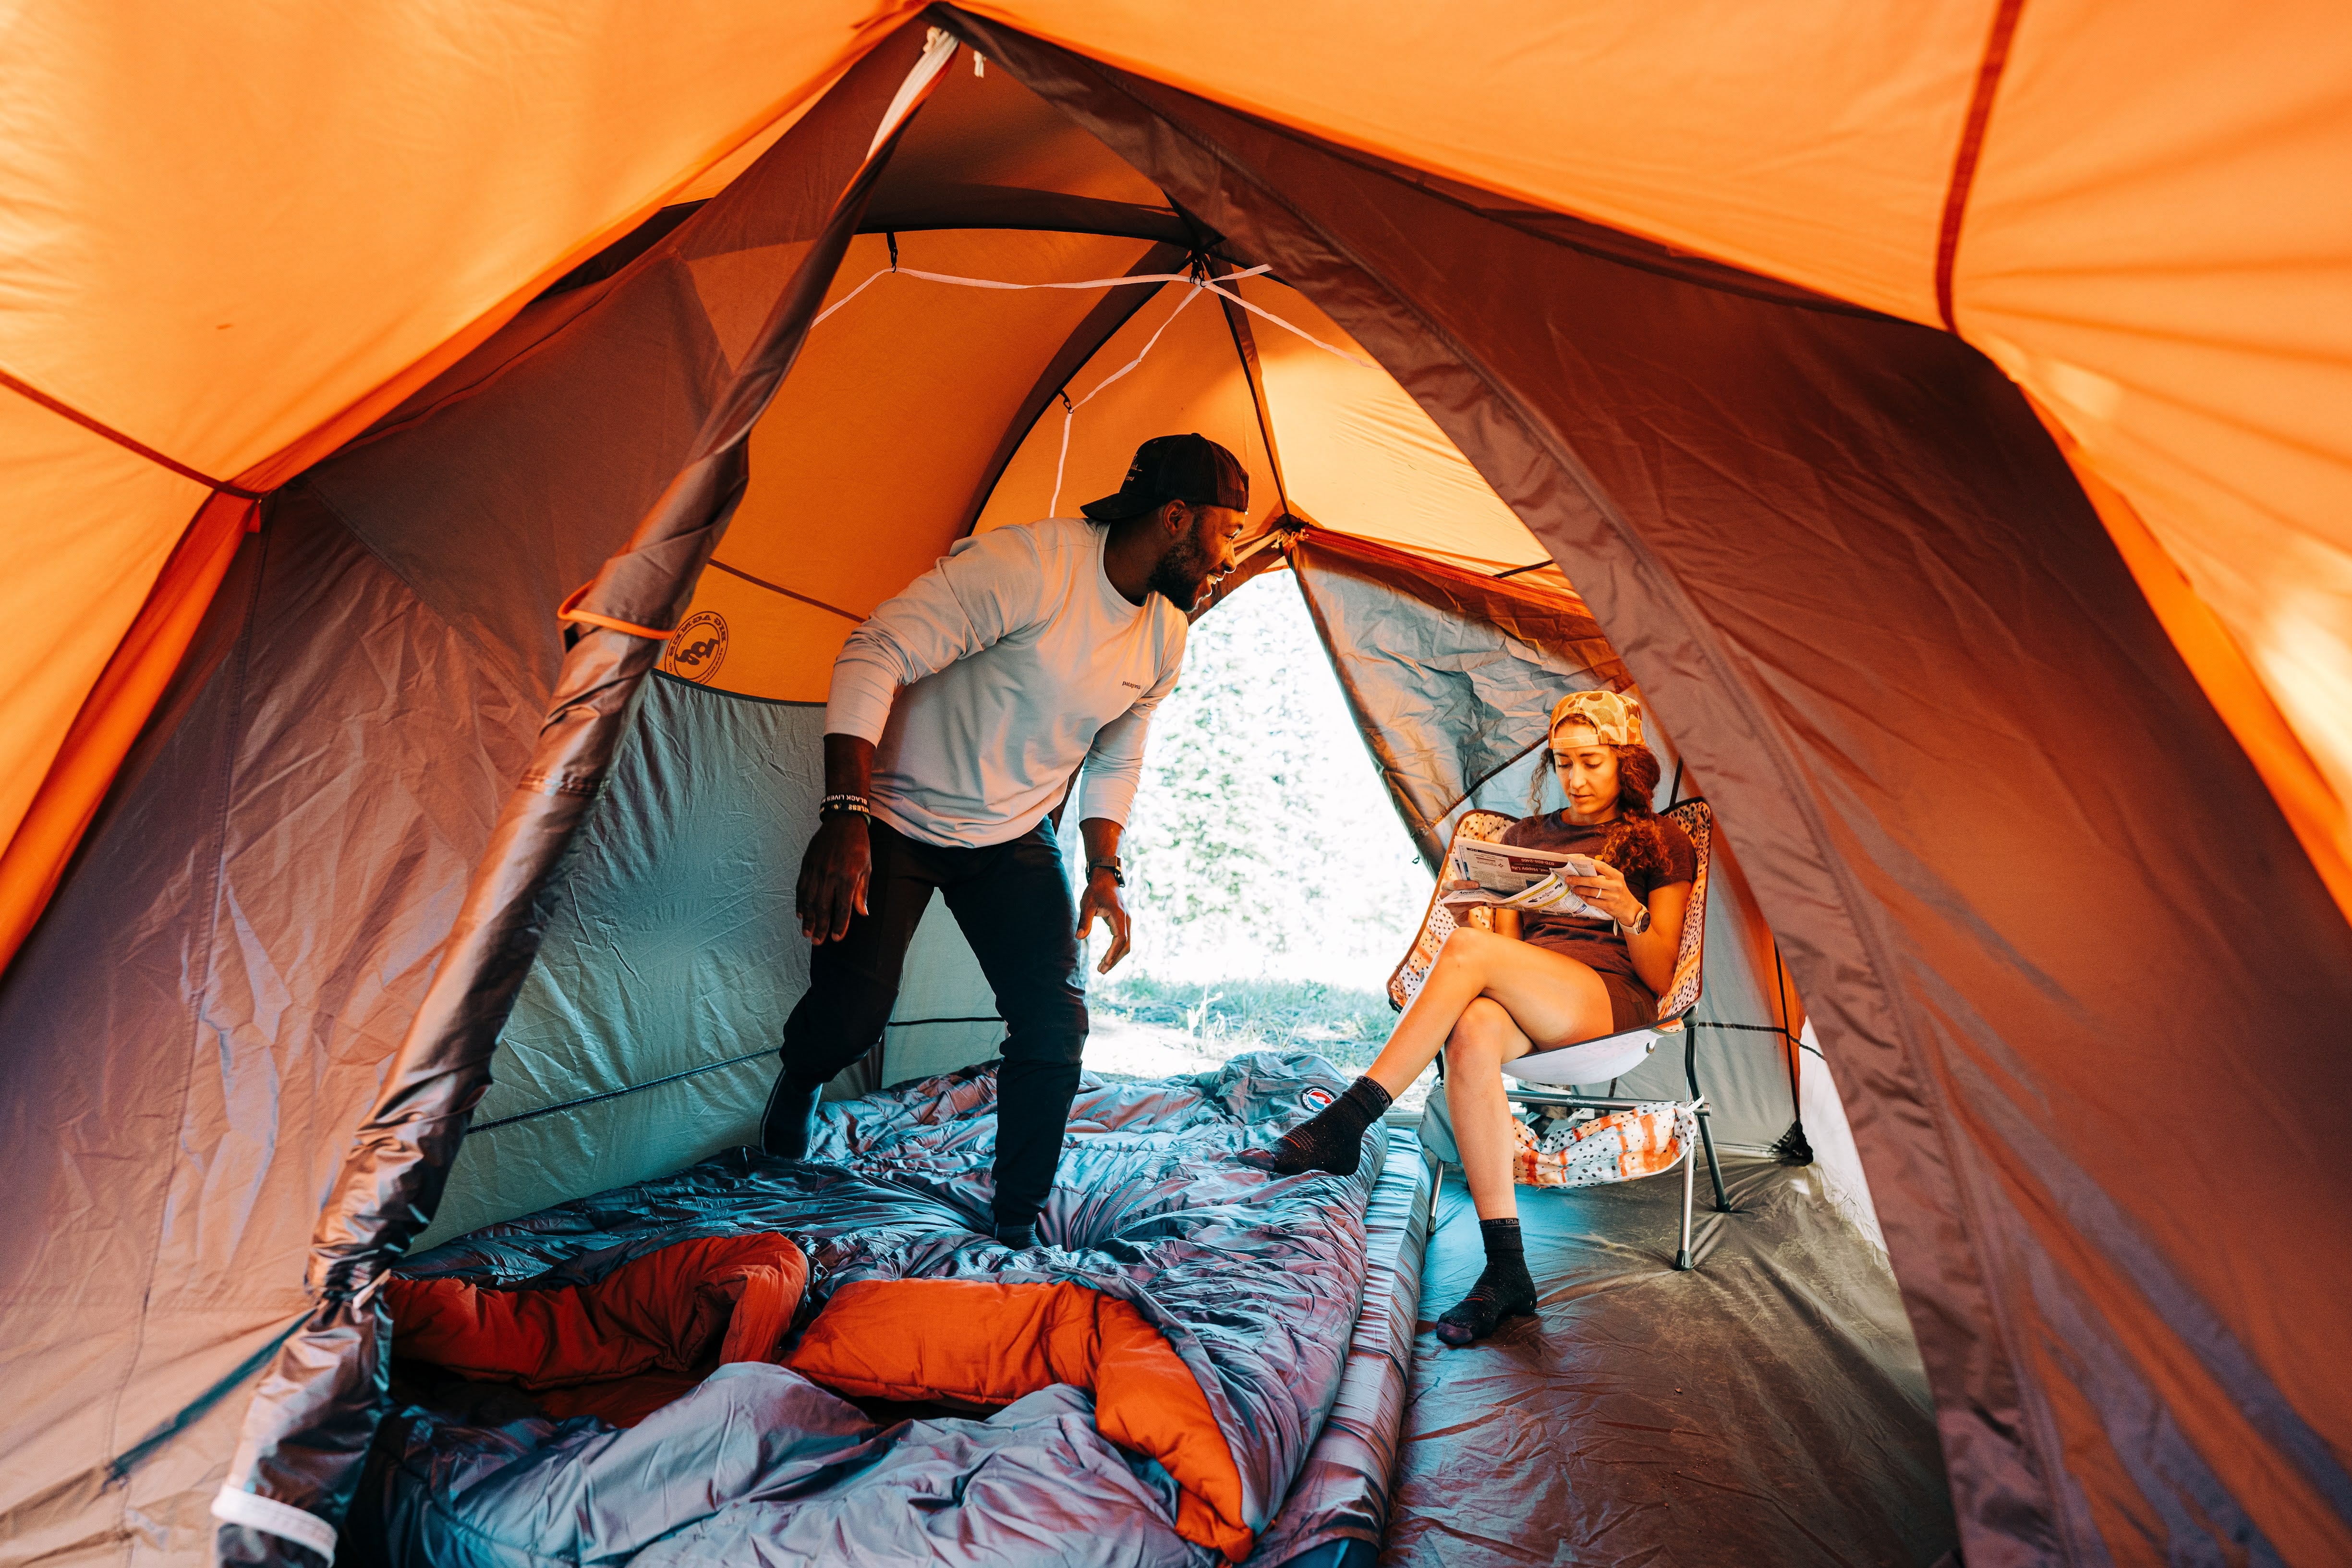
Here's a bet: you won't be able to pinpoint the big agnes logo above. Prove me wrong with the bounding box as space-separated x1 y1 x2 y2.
663 610 728 683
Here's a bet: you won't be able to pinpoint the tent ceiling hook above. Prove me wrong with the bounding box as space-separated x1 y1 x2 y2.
886 231 898 273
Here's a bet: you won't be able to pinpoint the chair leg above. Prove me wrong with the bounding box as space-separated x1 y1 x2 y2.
1674 1132 1696 1271
1695 1104 1730 1213
1683 1029 1731 1213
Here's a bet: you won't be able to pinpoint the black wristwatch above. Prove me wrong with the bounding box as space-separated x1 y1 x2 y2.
1088 857 1125 887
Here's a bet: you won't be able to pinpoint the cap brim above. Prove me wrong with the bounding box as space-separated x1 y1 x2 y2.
1080 492 1161 521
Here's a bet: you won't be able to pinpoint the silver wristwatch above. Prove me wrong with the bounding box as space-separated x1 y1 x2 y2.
1623 904 1651 936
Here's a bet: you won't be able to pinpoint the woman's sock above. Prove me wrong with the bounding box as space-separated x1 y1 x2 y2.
1436 1218 1539 1346
1269 1076 1394 1176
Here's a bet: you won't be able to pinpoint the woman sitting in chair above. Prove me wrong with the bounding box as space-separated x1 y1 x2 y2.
1270 691 1695 1345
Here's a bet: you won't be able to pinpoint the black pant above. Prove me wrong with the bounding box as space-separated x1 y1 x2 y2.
772 816 1088 1228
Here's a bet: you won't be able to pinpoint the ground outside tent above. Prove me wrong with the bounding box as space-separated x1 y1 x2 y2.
3 9 2350 1568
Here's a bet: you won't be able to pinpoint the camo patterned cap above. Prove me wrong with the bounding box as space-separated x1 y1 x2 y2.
1549 689 1645 749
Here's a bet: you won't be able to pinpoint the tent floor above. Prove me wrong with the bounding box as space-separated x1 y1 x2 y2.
1381 1155 1957 1567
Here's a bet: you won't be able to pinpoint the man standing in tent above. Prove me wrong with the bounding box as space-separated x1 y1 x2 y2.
763 434 1249 1248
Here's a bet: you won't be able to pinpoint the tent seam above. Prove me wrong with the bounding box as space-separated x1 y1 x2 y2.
647 669 825 707
702 557 863 621
1936 0 2031 332
1217 290 1294 522
988 28 2069 1548
0 365 267 498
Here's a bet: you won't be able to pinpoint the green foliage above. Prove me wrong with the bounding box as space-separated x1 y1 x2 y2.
1091 973 1396 1074
1112 572 1430 985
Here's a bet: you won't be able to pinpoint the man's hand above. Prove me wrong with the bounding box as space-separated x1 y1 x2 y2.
1076 867 1132 973
798 814 871 943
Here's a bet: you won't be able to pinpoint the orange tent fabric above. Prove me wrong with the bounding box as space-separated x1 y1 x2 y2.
0 0 907 969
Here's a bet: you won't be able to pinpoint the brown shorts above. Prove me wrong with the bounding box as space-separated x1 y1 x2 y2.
1597 973 1659 1036
1522 972 1656 1052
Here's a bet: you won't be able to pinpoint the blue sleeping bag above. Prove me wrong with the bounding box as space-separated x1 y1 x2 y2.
358 1053 1382 1567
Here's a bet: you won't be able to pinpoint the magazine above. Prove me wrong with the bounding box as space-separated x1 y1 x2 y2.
1445 839 1611 922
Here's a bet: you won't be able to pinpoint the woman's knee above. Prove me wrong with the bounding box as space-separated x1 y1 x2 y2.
1445 998 1514 1069
1435 924 1498 974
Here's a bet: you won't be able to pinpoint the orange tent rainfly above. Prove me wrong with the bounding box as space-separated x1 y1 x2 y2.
2 6 2348 1568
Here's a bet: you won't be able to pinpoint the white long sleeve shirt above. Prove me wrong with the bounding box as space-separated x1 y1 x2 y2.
824 517 1188 847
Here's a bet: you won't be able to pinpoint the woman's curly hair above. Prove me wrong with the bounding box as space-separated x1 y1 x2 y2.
1529 738 1670 878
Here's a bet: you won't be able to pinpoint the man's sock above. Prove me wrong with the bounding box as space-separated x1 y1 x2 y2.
761 1074 823 1160
994 1220 1038 1250
1269 1076 1393 1177
1436 1218 1539 1347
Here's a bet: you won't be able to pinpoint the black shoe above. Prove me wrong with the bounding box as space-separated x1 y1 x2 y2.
1435 1257 1539 1347
761 1075 821 1159
994 1221 1037 1250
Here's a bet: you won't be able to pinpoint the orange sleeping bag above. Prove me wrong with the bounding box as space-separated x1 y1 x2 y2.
385 1232 807 1424
788 1278 1252 1561
390 1248 1249 1558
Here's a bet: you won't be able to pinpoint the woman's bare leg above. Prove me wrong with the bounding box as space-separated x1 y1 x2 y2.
1271 929 1614 1185
1363 927 1615 1098
1444 998 1536 1220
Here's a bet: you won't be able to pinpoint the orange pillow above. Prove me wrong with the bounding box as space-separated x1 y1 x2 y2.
788 1278 1252 1560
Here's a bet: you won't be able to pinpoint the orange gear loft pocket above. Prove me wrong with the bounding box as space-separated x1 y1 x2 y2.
788 1277 1253 1561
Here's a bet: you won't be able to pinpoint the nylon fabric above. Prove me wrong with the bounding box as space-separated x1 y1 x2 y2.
1388 1157 1955 1566
357 1056 1383 1566
205 33 938 1561
0 498 533 1566
952 20 2352 1562
1290 531 1627 866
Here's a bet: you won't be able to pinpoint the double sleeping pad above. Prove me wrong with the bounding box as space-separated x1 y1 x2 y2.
356 1055 1389 1566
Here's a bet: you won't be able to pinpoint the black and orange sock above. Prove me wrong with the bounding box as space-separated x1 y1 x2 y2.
1269 1076 1393 1177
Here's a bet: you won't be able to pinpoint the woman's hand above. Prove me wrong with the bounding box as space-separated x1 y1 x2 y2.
1565 859 1643 926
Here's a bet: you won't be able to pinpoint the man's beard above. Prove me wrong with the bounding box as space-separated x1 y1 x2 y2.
1146 531 1215 609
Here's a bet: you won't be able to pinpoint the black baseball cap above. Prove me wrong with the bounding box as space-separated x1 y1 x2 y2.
1080 433 1249 522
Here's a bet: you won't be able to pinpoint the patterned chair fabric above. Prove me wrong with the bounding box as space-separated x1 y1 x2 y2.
1387 800 1716 1028
1513 1102 1698 1189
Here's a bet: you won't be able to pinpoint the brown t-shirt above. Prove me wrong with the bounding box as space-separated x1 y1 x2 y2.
1495 811 1696 997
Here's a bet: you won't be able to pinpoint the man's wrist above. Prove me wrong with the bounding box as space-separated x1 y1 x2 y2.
1087 856 1124 887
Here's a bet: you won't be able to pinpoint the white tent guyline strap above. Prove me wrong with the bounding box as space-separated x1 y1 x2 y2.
809 255 1375 516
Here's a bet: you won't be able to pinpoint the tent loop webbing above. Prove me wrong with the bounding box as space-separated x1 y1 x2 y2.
0 365 267 499
804 256 1371 370
1047 273 1217 515
794 248 1377 522
1935 0 2031 331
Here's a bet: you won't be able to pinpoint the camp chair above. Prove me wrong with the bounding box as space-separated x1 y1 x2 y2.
1387 800 1730 1270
